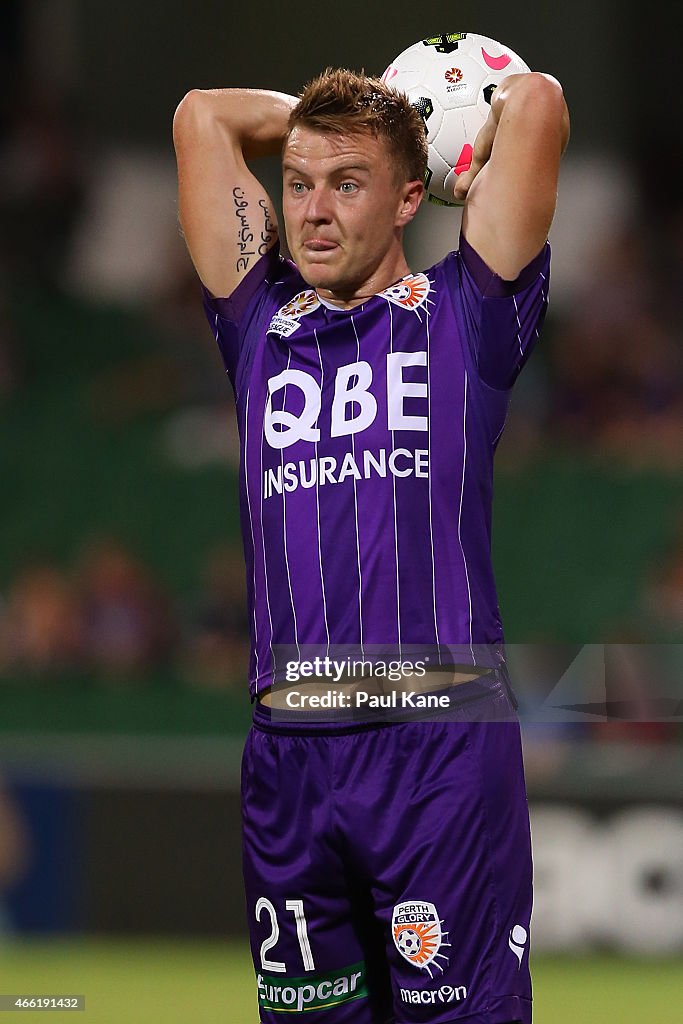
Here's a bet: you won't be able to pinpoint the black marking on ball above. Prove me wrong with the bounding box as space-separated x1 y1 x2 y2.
412 96 434 123
483 84 497 105
422 32 464 54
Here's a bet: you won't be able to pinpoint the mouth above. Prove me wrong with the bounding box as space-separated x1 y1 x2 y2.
302 239 338 253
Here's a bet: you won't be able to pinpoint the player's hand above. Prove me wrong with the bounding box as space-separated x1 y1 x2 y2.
453 107 498 203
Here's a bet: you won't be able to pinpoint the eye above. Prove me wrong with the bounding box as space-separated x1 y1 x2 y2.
290 181 307 194
339 181 358 194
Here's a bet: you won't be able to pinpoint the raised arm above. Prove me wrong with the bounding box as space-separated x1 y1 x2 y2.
455 73 570 281
172 88 297 298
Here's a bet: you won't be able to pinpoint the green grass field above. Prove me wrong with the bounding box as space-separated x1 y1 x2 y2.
0 940 680 1023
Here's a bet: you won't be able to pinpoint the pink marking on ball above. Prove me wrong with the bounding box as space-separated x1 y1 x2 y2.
454 144 473 175
381 66 398 84
481 48 512 71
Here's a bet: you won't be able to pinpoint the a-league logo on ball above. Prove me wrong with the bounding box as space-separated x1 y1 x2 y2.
392 901 451 976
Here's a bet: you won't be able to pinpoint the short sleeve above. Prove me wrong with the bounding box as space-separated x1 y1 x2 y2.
456 232 550 390
201 244 282 386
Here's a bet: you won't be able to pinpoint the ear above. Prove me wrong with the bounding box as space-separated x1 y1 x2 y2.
396 179 424 227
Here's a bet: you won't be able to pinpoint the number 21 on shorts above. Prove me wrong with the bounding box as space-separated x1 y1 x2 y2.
255 897 316 972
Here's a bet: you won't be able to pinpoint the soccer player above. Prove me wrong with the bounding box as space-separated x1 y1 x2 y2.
173 61 569 1024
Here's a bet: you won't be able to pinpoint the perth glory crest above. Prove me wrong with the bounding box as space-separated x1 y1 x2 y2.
380 274 433 316
392 901 450 976
280 279 432 316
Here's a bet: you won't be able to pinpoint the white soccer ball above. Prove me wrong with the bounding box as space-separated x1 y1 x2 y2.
396 929 421 957
382 31 530 206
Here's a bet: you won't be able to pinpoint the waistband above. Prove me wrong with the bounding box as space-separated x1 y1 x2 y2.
252 668 516 736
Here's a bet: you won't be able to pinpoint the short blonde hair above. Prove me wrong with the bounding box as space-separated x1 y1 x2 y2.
288 67 428 184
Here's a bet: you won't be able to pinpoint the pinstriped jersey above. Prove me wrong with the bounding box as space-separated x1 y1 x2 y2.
203 233 550 697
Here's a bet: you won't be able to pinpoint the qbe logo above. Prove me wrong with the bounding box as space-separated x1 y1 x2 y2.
263 352 429 450
400 984 468 1006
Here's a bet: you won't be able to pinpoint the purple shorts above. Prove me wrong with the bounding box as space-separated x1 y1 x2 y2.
242 674 533 1023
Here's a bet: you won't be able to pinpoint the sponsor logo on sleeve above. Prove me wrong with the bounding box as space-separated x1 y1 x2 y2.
268 290 320 337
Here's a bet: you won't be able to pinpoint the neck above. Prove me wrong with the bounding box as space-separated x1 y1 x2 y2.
315 252 412 310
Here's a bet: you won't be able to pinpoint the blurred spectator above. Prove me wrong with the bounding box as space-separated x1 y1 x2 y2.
643 512 683 637
146 233 232 405
0 780 30 939
547 222 683 464
77 539 177 680
181 543 250 690
0 83 85 292
0 281 19 401
0 562 83 676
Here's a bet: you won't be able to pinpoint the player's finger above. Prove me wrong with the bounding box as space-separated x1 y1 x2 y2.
453 169 475 201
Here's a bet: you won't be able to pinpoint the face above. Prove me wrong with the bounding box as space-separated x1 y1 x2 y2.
282 126 422 301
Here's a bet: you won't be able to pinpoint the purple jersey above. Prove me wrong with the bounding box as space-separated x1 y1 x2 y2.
203 234 549 697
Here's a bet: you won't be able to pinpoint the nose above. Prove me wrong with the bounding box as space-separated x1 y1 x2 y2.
304 186 333 224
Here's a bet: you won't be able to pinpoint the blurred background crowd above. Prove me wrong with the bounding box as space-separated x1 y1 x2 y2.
0 538 249 689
